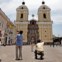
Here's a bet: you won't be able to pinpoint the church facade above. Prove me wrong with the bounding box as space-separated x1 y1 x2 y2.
15 1 53 44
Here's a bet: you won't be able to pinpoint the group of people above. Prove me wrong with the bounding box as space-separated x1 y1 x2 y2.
0 37 12 46
16 30 44 60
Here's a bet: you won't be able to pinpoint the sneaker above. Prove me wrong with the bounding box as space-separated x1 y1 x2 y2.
35 57 37 59
40 58 44 60
20 58 23 60
15 58 19 60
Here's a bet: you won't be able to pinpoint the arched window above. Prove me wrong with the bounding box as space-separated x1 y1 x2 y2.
0 31 2 37
21 7 23 9
43 7 45 9
43 13 46 18
20 13 23 18
45 31 46 32
45 35 47 37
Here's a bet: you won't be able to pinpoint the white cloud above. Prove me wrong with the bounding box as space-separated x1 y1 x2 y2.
52 16 62 24
0 0 11 4
0 0 62 24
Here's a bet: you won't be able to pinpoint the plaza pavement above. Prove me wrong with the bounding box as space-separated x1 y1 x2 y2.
0 45 62 62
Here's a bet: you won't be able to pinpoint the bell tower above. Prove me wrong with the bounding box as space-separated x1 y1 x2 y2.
16 1 29 22
38 1 53 43
15 1 29 43
38 1 51 22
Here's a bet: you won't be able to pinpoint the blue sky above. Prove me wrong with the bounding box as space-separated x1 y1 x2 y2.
0 0 62 37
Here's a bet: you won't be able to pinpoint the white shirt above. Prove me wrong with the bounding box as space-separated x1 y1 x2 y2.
36 42 44 52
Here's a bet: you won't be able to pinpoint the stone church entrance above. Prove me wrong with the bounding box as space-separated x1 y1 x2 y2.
27 20 39 44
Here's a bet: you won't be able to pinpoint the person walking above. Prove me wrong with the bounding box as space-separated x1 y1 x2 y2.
16 31 23 60
30 38 35 52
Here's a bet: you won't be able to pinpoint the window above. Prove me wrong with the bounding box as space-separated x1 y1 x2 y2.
45 31 46 32
2 24 3 27
0 23 1 26
43 7 45 9
0 23 3 27
21 7 23 9
0 31 2 37
43 13 46 18
20 14 23 18
0 39 1 41
45 35 47 37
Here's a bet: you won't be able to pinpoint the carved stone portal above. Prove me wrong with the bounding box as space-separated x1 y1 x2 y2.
27 20 39 44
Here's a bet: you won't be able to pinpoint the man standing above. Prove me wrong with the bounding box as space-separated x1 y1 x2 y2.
16 31 23 60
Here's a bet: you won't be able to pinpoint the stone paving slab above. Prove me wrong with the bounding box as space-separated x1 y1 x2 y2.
0 45 62 62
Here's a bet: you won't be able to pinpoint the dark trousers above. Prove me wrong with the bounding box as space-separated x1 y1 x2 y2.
34 50 44 59
16 46 22 59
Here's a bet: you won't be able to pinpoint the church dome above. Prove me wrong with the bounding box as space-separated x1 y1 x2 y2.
16 2 28 11
38 1 51 11
17 5 28 10
38 5 50 10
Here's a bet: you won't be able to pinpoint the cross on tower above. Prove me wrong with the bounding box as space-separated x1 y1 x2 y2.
22 0 25 5
42 0 45 4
